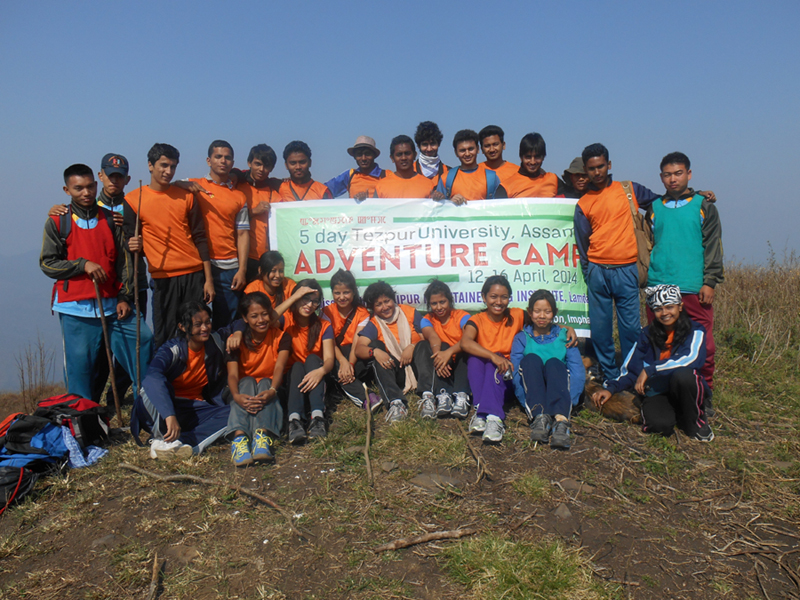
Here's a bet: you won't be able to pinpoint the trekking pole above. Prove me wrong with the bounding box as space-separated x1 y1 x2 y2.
134 180 143 394
94 280 124 427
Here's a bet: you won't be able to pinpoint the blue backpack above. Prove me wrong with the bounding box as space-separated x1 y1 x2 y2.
0 415 69 472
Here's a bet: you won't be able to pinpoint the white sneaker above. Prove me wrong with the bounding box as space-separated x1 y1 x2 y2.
150 439 193 460
451 392 470 419
385 399 408 423
435 390 453 417
482 415 505 444
469 413 487 435
417 392 436 419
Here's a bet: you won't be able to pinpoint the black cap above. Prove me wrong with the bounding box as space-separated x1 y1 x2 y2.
101 153 129 176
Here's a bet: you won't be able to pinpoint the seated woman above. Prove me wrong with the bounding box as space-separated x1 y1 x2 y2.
355 281 428 423
244 251 298 325
132 301 236 458
510 290 585 450
592 284 713 442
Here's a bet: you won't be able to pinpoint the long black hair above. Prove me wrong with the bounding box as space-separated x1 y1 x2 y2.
481 275 515 327
238 292 273 351
258 250 287 303
177 301 211 340
330 269 362 308
648 309 692 352
291 278 324 351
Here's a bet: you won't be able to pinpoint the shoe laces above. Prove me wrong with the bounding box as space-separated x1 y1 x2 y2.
232 436 249 456
386 400 406 422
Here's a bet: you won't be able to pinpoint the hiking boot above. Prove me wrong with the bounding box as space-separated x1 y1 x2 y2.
529 414 553 444
230 435 254 467
451 392 470 419
417 392 436 419
367 392 383 413
691 421 715 442
550 420 572 450
385 399 408 423
150 439 193 460
307 417 328 439
252 429 275 462
482 415 505 444
288 419 307 445
469 413 487 435
435 390 453 418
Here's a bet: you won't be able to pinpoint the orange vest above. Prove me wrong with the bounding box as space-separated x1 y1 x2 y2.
577 180 638 265
505 171 559 198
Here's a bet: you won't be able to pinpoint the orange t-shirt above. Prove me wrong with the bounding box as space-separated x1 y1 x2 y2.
577 180 638 265
172 346 208 400
280 319 333 366
375 172 435 198
234 327 282 380
348 170 385 197
466 308 525 357
422 309 471 346
322 305 370 346
190 179 248 261
486 161 519 185
450 164 493 201
278 180 332 201
240 179 283 261
659 330 675 361
244 277 296 310
504 171 560 198
366 304 423 346
125 185 203 279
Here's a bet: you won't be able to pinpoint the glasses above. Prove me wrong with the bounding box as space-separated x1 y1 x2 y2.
298 295 321 308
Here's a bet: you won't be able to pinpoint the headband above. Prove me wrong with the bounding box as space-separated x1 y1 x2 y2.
645 285 682 309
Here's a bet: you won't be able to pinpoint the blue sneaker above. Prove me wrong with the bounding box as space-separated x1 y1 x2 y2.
231 435 254 467
252 429 275 462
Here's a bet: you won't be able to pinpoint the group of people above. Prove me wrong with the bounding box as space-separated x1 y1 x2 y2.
39 120 723 467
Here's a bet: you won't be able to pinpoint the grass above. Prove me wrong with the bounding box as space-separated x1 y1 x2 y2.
512 470 551 501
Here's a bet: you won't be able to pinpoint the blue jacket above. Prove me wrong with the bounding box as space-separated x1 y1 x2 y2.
605 320 707 396
509 325 585 406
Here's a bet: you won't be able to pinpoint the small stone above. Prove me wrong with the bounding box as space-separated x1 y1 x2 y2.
345 446 365 454
410 472 463 493
559 478 595 494
381 461 397 473
696 459 715 468
553 503 573 520
164 544 200 565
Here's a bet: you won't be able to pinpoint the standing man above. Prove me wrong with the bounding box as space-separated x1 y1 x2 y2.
325 136 386 200
190 140 250 328
437 130 507 203
278 141 333 201
503 133 565 198
41 164 153 400
124 143 214 347
414 121 449 179
562 157 590 199
647 152 723 391
479 125 518 185
374 135 440 198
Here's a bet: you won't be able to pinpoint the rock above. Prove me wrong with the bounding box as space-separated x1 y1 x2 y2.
409 472 462 493
696 459 715 468
164 544 200 565
553 503 573 520
91 534 121 550
381 461 397 473
344 446 365 454
559 478 595 494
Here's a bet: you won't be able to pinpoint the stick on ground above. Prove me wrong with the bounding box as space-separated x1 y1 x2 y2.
134 180 143 394
119 462 307 541
456 420 491 483
147 551 163 600
363 383 374 486
374 528 476 553
94 280 123 427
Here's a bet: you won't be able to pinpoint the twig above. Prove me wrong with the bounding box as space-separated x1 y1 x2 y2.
374 528 476 553
754 559 771 600
363 384 374 486
119 462 306 541
134 180 143 394
94 281 124 427
673 489 730 505
579 420 645 456
147 551 163 600
455 420 491 483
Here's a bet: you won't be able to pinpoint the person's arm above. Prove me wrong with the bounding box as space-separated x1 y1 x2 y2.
573 204 592 282
323 171 350 198
631 182 660 210
700 201 724 304
272 284 314 318
460 321 512 372
299 336 335 393
355 324 395 368
233 229 249 291
644 327 707 380
565 346 586 406
604 331 650 395
509 332 527 405
39 218 86 280
141 344 180 430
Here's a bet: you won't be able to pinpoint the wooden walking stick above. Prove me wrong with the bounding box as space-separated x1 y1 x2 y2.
134 180 143 393
363 383 374 486
94 280 124 427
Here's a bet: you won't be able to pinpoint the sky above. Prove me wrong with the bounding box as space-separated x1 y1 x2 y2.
0 0 798 389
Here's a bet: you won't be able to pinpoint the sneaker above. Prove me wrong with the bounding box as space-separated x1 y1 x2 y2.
469 413 487 435
149 439 193 460
417 392 436 419
230 435 254 467
482 415 505 444
435 390 453 418
367 392 383 413
307 417 328 439
288 419 307 445
252 429 275 462
385 399 408 423
451 392 470 419
550 420 572 449
529 414 553 444
691 421 715 442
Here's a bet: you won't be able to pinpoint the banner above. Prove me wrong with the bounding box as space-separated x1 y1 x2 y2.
269 197 590 335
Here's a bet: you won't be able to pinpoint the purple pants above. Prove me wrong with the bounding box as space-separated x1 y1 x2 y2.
467 355 514 419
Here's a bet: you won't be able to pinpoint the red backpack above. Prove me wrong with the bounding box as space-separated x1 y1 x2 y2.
34 394 110 448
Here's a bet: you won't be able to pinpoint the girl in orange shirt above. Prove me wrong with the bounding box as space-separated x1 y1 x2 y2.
243 251 298 324
226 292 288 467
278 279 335 444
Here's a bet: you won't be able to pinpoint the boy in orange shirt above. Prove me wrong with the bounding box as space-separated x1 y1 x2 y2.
479 125 519 185
504 133 565 198
325 136 386 200
374 135 443 199
436 130 507 203
278 141 333 201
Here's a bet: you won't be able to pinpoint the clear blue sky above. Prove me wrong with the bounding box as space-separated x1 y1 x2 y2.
0 1 797 390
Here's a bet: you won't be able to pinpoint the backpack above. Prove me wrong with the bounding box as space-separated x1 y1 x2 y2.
54 206 117 242
0 415 69 472
0 466 39 516
34 394 110 449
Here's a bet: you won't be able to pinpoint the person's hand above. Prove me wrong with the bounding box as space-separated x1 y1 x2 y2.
434 360 452 379
592 389 612 409
84 261 108 283
563 326 579 348
298 368 325 393
374 348 395 370
254 388 278 403
400 344 415 367
48 204 69 216
451 194 467 206
491 354 512 374
252 200 271 215
116 301 131 320
231 269 247 291
698 285 715 305
163 415 181 442
291 285 315 299
699 190 716 203
430 190 445 201
112 212 124 227
127 235 143 253
174 180 211 195
234 393 267 415
203 279 216 303
338 361 355 384
432 347 454 373
635 370 649 395
353 191 368 201
226 331 243 353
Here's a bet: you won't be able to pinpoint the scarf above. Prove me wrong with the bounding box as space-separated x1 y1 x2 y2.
418 153 441 179
375 306 417 393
